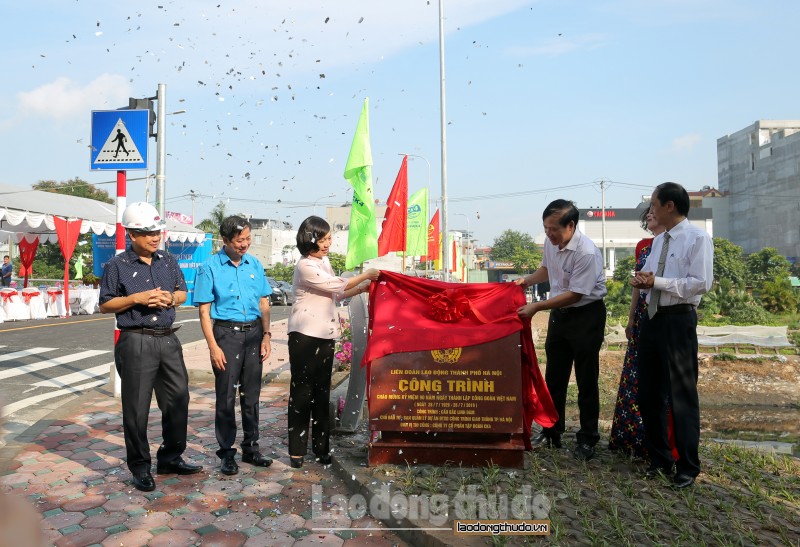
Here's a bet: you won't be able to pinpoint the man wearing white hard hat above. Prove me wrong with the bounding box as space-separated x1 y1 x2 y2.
99 202 202 492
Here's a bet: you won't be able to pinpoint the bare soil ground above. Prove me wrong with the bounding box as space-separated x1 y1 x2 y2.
530 312 800 441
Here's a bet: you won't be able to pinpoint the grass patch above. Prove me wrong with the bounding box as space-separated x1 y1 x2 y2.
356 440 800 546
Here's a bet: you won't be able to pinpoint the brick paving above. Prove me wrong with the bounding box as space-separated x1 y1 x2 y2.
1 382 410 546
0 318 410 546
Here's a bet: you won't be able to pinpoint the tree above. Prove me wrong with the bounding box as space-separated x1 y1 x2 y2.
490 230 541 273
328 252 347 275
713 238 746 287
24 179 103 282
264 263 294 282
195 201 230 252
612 255 637 283
757 278 797 314
746 247 790 289
33 178 113 204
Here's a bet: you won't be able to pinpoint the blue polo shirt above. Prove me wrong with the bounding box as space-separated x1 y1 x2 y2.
99 249 187 328
194 248 271 322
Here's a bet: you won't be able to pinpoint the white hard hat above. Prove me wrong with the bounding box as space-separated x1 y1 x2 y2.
121 202 166 231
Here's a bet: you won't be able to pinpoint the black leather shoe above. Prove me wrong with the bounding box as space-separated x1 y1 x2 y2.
289 456 304 469
573 443 595 461
157 458 203 475
316 454 332 465
644 465 674 479
242 452 273 467
220 455 239 475
672 473 695 489
131 472 155 492
531 431 562 449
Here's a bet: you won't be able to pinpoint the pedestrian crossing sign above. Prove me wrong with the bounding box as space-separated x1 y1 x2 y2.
90 109 149 170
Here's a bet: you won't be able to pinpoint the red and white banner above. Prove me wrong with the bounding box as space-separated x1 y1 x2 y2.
166 211 193 225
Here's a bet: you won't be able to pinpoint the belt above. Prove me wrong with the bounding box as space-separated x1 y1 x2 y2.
214 319 260 331
120 326 181 337
554 299 604 315
655 304 694 315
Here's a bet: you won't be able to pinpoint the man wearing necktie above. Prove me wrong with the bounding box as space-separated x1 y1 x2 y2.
632 182 714 489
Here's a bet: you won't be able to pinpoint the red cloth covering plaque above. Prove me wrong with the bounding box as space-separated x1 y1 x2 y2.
363 271 558 449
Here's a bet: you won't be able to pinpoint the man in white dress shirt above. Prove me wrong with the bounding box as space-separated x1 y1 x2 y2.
516 200 607 461
632 182 714 489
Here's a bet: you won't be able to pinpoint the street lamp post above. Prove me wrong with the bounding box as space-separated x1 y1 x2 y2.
438 0 450 281
313 193 336 217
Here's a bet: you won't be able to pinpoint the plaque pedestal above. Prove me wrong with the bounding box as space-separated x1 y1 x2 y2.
368 334 525 468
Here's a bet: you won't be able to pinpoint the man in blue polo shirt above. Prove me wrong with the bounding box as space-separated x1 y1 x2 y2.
195 216 273 475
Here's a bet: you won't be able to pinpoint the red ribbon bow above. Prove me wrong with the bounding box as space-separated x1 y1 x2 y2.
427 289 487 323
47 289 63 303
1 291 17 303
22 291 40 303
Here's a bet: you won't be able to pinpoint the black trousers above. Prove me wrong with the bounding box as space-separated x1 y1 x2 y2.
543 299 606 446
638 310 701 477
212 323 264 458
288 332 335 458
115 331 189 474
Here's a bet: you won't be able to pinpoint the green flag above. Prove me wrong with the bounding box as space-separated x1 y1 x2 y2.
344 98 378 269
405 188 428 256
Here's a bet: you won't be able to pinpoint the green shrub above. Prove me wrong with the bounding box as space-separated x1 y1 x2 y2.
726 301 772 325
756 278 797 314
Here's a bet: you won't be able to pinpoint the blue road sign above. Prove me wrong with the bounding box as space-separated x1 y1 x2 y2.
90 110 149 170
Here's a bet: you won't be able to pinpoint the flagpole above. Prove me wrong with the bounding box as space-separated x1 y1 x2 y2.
438 0 449 282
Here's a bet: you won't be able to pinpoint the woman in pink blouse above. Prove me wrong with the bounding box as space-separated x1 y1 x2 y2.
287 216 379 468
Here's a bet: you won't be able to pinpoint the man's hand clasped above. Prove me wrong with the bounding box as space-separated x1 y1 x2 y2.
139 287 174 309
631 271 655 290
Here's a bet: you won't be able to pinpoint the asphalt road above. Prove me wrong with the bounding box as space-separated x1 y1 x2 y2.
0 305 291 448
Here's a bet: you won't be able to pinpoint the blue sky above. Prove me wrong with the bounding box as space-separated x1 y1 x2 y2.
2 0 798 245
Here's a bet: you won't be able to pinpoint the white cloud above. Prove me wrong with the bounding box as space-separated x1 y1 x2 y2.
507 33 609 57
17 75 131 120
671 133 702 151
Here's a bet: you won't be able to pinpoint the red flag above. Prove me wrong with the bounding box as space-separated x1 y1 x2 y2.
424 209 440 261
54 216 83 315
377 155 408 256
18 237 40 288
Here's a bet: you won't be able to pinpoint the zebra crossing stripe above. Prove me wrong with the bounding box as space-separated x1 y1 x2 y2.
0 347 58 363
1 379 106 418
0 350 108 380
31 362 114 389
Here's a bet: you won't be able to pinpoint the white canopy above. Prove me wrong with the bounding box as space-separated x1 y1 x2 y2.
0 182 205 244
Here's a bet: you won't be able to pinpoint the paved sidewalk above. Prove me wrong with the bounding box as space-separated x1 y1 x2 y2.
0 317 411 546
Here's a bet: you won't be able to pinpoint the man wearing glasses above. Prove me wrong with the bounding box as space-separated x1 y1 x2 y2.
99 202 202 492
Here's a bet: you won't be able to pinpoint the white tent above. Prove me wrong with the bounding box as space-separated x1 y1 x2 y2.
0 182 205 244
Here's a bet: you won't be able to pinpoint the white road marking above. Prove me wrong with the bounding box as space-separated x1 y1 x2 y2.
0 347 58 363
1 379 107 418
0 350 108 380
31 362 114 389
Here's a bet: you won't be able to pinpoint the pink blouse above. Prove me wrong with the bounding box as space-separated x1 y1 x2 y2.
287 255 348 339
